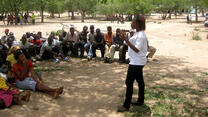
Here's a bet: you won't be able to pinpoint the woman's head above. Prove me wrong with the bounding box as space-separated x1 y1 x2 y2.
14 50 26 62
131 15 146 31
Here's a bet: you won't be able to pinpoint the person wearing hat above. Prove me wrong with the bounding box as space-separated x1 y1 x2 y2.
1 29 10 44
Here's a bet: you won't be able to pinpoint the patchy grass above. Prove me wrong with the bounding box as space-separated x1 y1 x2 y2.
194 27 200 31
119 68 208 117
34 66 65 72
192 32 202 40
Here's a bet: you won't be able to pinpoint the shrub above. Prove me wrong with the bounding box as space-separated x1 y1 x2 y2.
192 32 201 40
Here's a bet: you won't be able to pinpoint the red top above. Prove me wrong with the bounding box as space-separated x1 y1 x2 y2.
32 39 42 45
12 60 33 82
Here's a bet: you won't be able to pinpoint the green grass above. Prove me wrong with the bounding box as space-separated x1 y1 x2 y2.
192 32 202 40
121 85 208 117
194 27 200 31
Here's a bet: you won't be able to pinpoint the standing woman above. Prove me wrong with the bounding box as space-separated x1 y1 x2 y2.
118 15 148 112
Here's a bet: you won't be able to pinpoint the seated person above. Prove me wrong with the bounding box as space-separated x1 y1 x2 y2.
78 26 88 57
92 28 105 58
40 36 63 60
63 27 79 57
59 33 64 42
119 29 135 63
85 25 95 59
32 34 43 55
0 75 31 108
13 50 63 99
104 26 114 63
1 29 10 45
110 28 124 63
0 40 8 67
18 34 35 58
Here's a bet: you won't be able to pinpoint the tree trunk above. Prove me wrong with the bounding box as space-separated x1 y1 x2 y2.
15 12 18 25
68 11 70 17
40 9 44 23
81 11 84 22
202 9 205 17
51 12 55 18
175 10 177 19
27 10 29 16
58 13 61 18
168 11 171 19
195 7 198 22
71 11 75 20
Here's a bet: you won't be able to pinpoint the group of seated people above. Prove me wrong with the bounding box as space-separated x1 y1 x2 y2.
0 26 156 108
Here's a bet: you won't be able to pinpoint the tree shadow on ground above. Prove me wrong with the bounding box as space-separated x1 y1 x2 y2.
0 55 208 117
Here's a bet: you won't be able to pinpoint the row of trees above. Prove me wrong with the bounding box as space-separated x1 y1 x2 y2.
0 0 208 24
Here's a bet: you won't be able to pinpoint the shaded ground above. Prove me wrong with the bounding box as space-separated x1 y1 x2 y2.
0 55 207 117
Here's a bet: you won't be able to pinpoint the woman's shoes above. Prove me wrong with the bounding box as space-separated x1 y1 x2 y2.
117 106 129 112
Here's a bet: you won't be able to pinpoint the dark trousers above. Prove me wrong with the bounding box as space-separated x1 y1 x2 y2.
119 45 128 62
123 65 145 109
62 43 75 56
92 44 105 58
41 47 60 60
74 42 85 57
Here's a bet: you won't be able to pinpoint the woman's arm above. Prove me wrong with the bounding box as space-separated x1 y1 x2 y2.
30 66 41 83
122 32 139 53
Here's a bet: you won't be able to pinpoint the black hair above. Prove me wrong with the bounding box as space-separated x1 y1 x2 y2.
14 49 23 60
90 25 94 29
135 15 146 31
107 26 112 29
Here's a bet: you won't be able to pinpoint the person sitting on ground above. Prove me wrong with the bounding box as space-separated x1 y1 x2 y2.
50 32 58 40
79 26 89 57
32 34 42 55
0 75 31 108
85 25 95 60
37 32 47 42
110 28 124 63
104 26 114 63
1 29 10 45
13 50 63 99
0 39 9 67
40 36 63 60
18 34 35 59
63 27 79 57
92 28 105 59
59 33 65 42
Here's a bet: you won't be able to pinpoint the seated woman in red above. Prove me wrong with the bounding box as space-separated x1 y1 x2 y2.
13 50 63 99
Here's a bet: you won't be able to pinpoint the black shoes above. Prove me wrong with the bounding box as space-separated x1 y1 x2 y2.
117 106 129 112
131 101 144 106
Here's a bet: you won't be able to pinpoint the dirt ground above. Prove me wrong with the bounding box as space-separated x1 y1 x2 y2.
0 15 208 117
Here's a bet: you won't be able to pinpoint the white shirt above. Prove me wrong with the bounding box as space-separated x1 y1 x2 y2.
40 40 61 56
128 31 147 66
18 41 33 49
87 33 95 42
